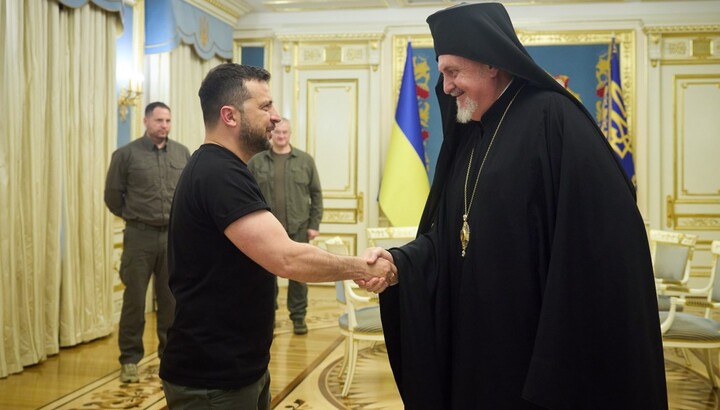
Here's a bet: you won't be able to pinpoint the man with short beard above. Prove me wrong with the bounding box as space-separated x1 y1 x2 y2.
159 63 396 410
371 3 667 409
104 102 190 384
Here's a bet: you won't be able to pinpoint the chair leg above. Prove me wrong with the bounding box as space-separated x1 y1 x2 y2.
704 350 717 389
338 336 351 380
679 348 692 366
342 339 359 397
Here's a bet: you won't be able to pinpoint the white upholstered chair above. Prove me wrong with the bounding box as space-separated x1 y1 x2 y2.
324 237 385 397
650 229 698 311
660 240 720 388
650 229 697 286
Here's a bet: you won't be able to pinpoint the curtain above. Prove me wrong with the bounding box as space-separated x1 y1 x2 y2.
168 43 228 152
0 0 117 378
0 0 28 377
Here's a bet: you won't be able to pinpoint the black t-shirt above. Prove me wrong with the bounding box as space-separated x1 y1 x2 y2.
160 144 274 390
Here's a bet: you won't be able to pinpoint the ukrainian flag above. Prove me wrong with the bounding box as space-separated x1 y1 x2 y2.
379 42 430 226
601 38 636 187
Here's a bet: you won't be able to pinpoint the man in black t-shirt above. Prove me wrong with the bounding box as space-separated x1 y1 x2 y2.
159 63 396 410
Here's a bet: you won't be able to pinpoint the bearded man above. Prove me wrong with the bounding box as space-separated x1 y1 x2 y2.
159 64 395 409
373 3 667 409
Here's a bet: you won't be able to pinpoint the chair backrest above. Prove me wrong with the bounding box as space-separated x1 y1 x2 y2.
649 229 697 284
709 241 720 303
324 237 377 331
366 226 417 249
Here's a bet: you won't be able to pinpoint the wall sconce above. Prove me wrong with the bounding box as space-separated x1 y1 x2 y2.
118 73 143 122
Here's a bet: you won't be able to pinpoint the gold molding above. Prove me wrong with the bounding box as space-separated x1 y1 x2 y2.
233 37 273 70
366 226 418 247
673 74 720 200
280 35 384 72
644 26 720 67
693 39 712 58
645 26 720 35
277 33 384 42
677 217 720 229
322 209 358 224
666 196 720 230
263 0 389 13
291 63 374 70
311 233 358 256
516 30 633 45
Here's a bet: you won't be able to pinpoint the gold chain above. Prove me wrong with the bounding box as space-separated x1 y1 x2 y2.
461 84 525 257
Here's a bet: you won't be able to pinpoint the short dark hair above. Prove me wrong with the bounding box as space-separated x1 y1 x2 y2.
198 63 271 128
144 101 170 117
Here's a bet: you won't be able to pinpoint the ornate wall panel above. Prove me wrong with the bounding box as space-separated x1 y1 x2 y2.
278 33 384 247
668 74 720 231
650 25 720 276
646 26 720 67
305 79 359 199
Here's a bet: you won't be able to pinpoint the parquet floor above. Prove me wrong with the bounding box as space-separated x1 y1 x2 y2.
0 285 718 409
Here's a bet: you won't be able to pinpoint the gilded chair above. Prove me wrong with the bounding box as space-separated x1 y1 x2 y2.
660 240 720 388
650 229 697 286
324 237 385 397
366 226 417 249
650 229 698 311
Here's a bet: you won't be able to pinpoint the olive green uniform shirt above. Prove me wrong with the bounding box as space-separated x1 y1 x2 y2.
104 135 191 226
247 146 323 235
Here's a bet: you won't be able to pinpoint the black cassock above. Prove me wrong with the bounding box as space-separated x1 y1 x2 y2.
379 79 667 409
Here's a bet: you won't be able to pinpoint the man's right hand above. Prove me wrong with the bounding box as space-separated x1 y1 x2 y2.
357 247 397 293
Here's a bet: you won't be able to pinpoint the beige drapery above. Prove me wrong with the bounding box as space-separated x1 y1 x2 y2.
0 0 117 378
168 43 228 152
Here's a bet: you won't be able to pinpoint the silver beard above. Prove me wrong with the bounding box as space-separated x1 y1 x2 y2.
456 97 478 124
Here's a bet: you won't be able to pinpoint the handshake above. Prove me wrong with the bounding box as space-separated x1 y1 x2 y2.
355 247 398 294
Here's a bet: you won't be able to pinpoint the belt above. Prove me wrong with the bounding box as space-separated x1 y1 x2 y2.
125 220 168 232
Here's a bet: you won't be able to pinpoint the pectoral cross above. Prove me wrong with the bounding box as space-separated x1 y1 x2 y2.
461 214 470 257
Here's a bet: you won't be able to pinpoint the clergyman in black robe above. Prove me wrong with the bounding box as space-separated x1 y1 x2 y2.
377 3 667 409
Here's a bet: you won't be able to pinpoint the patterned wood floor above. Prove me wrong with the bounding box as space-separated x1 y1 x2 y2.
0 285 718 409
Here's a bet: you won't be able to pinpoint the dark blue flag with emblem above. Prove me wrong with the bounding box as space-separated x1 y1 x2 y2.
598 38 636 187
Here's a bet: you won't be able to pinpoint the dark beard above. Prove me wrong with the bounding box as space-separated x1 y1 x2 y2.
239 119 271 156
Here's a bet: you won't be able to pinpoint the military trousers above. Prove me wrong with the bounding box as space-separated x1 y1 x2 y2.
118 221 175 364
278 229 309 321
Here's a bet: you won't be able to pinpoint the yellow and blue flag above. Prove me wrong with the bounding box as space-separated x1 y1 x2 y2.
600 38 636 187
379 42 430 226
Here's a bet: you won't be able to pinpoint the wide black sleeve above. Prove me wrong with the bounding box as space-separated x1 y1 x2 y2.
521 95 667 409
379 230 451 409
